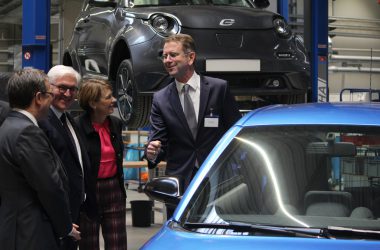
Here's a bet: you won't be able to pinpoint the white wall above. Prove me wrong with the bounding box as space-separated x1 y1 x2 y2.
328 0 380 100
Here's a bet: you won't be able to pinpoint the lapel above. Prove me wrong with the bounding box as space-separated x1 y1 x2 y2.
198 75 211 131
48 108 80 163
168 76 211 140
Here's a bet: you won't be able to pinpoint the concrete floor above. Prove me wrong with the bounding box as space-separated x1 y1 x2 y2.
98 182 164 250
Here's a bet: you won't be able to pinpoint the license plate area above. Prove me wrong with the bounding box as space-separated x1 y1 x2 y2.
205 59 261 72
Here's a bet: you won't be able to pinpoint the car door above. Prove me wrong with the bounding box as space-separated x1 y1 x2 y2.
76 0 118 77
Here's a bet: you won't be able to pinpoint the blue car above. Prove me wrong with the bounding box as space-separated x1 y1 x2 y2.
143 103 380 250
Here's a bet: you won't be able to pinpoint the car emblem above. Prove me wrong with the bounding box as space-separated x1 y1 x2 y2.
219 19 235 26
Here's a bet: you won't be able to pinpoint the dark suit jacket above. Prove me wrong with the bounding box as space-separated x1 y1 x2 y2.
0 100 9 125
148 75 241 188
75 113 127 218
0 111 72 250
39 108 97 222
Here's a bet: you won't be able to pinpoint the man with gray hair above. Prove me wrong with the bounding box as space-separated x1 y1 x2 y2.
39 65 96 250
0 68 80 249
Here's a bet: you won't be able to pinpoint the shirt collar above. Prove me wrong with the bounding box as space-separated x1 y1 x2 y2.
175 72 199 93
13 108 38 126
50 105 63 119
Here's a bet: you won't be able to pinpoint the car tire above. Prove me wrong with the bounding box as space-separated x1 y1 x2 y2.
115 59 151 129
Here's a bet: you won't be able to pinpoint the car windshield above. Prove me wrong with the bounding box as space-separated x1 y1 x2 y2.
180 125 380 235
131 0 252 7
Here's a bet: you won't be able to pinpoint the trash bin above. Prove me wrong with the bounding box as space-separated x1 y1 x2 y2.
130 200 153 227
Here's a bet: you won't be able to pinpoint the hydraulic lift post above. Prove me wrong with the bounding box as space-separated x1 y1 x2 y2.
22 0 51 72
304 0 329 102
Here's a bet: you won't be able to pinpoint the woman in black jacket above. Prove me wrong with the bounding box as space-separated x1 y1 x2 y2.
75 78 127 250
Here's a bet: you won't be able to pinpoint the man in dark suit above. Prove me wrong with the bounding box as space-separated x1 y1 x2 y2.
39 65 96 250
0 68 80 250
145 34 241 217
0 100 9 125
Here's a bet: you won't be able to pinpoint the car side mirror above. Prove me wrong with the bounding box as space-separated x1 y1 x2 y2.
144 176 183 205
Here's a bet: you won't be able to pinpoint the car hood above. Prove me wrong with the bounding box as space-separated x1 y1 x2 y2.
125 6 276 29
141 224 380 250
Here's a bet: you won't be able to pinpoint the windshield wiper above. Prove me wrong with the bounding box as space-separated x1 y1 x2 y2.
320 226 380 240
183 222 319 237
184 222 380 239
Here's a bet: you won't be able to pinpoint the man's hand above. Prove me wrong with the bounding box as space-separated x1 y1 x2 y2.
146 140 162 161
69 223 81 241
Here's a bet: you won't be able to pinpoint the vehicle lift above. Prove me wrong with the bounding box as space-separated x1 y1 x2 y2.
278 0 328 103
22 0 51 73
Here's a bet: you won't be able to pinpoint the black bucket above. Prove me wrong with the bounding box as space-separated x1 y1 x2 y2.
130 200 153 227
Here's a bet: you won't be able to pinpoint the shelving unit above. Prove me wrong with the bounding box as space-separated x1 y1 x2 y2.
340 135 380 188
122 130 166 192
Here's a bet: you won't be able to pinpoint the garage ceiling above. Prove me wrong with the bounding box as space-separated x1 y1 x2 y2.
0 0 61 24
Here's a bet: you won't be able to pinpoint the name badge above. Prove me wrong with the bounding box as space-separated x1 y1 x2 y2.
204 108 219 127
205 115 219 128
205 117 219 127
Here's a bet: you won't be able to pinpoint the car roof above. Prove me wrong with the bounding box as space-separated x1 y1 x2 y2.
237 102 380 127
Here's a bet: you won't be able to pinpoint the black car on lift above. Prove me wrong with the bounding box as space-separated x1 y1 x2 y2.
63 0 310 129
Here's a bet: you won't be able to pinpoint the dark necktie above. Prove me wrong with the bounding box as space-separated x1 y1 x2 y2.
182 85 197 139
60 113 76 148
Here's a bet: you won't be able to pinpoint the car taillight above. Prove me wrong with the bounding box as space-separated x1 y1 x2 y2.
150 14 180 37
273 17 291 38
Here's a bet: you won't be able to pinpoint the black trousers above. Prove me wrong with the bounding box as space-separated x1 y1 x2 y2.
60 236 77 250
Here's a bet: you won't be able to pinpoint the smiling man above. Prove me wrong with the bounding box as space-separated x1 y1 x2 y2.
0 68 80 249
38 65 96 250
145 34 241 218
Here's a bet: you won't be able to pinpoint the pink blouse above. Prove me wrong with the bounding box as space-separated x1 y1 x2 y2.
92 119 117 179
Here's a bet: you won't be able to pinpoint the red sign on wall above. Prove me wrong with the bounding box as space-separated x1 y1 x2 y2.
24 52 31 60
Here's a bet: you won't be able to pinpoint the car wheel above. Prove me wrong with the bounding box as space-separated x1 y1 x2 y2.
115 59 151 129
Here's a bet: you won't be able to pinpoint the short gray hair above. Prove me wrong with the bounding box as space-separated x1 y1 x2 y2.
47 65 81 85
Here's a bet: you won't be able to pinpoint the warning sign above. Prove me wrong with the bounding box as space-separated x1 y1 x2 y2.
24 52 31 60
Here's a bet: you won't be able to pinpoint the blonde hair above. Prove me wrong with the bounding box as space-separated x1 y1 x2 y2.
78 78 112 112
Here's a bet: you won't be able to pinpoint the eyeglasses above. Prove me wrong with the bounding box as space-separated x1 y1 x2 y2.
51 83 78 94
42 91 55 98
160 51 191 61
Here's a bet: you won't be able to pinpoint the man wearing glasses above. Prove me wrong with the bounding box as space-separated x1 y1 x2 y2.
0 68 80 249
39 65 96 250
145 34 241 218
